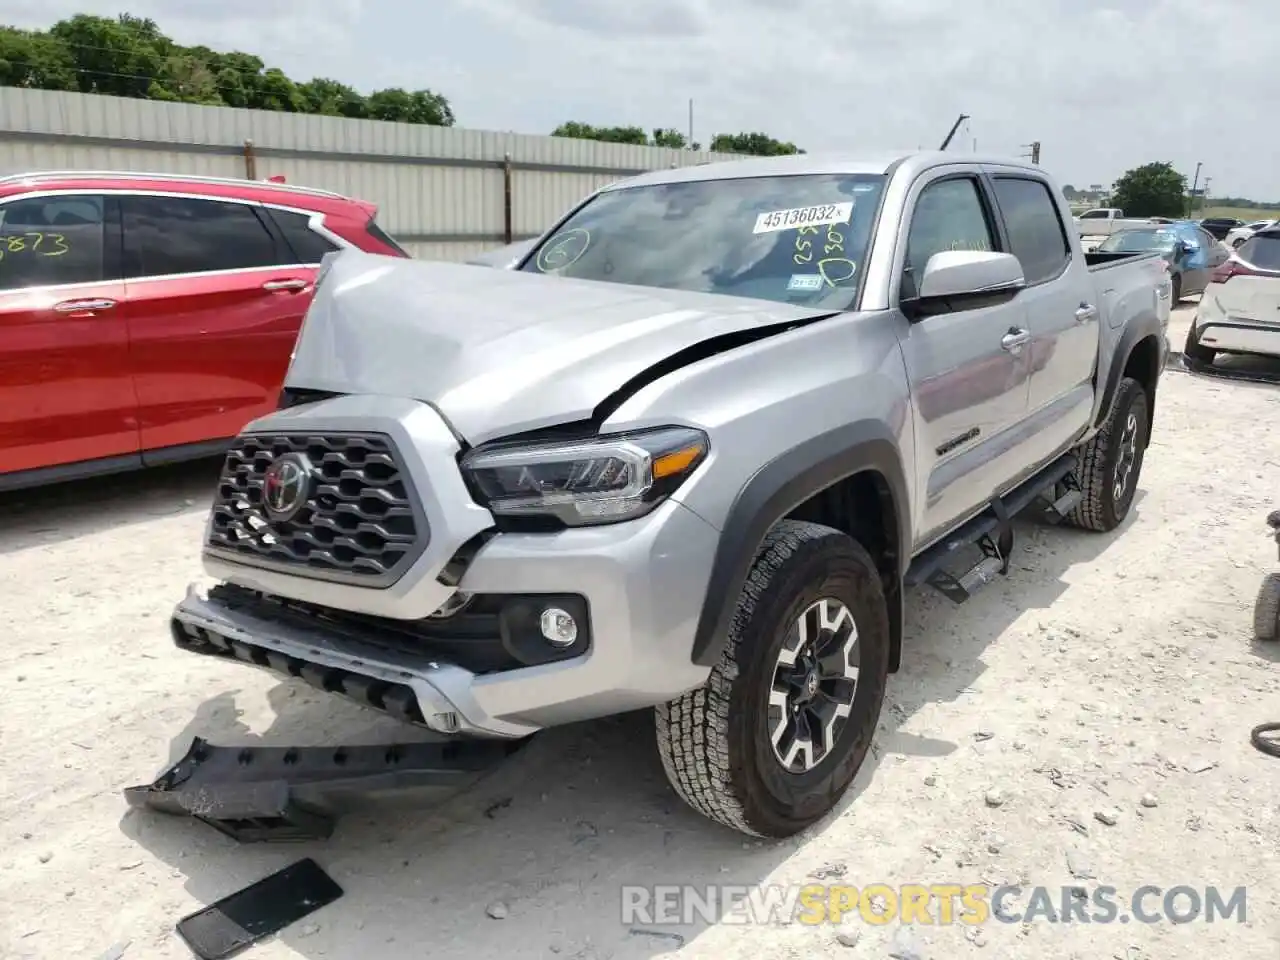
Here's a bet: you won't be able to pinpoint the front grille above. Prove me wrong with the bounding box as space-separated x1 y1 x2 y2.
206 432 428 586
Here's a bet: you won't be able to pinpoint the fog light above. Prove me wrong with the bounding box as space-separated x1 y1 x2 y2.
539 607 578 647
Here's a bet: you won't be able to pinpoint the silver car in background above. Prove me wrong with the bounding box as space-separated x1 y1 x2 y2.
1184 226 1280 367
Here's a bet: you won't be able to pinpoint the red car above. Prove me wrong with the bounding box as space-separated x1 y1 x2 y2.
0 170 408 492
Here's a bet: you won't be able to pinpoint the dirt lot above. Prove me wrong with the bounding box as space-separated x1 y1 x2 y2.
1 303 1277 960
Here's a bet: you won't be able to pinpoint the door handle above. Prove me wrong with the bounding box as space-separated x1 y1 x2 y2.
53 298 117 315
1001 328 1030 352
1075 303 1098 323
262 279 310 292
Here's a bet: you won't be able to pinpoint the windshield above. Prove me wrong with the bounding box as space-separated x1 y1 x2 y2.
519 174 887 309
1098 229 1176 254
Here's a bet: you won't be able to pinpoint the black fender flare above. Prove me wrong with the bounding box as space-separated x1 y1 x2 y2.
689 419 911 668
1093 311 1165 435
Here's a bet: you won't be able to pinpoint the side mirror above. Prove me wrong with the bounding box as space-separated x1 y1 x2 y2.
904 250 1025 319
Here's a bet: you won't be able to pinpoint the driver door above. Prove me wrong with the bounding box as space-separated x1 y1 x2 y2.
894 172 1033 548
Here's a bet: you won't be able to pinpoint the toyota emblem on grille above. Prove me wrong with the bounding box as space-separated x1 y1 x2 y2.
261 452 313 522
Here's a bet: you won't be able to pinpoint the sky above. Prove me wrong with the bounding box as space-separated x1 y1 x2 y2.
3 0 1279 200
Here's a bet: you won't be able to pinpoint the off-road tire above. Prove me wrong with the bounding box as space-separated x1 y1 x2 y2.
1183 319 1217 367
1254 573 1280 642
655 519 890 838
1066 376 1150 532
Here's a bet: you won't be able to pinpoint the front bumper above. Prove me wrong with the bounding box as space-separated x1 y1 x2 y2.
176 395 721 738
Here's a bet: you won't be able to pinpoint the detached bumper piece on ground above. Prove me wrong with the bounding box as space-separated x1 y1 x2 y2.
124 736 524 842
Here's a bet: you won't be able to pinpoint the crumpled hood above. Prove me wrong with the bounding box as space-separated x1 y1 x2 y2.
287 250 837 444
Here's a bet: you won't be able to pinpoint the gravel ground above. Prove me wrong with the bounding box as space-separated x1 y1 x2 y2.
1 303 1278 960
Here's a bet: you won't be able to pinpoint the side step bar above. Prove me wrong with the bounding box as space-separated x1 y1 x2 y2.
123 735 526 842
905 453 1080 604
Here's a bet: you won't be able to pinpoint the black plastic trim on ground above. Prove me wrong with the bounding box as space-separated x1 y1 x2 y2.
124 735 527 842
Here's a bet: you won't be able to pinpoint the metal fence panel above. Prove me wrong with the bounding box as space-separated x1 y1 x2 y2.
0 88 746 261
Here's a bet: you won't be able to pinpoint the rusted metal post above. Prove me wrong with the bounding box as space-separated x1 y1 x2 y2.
502 152 513 245
243 139 257 180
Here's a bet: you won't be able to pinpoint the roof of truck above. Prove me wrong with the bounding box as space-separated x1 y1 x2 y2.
608 151 1049 190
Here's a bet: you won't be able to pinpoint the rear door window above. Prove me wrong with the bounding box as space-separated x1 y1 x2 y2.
991 177 1072 285
122 195 282 278
265 208 340 263
0 194 106 290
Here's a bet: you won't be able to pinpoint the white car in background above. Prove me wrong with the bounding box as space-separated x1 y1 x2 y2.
1225 218 1279 249
1184 226 1280 367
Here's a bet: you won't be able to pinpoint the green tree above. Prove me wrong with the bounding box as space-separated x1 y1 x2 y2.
0 26 77 90
48 13 167 98
651 127 687 149
1110 162 1189 218
365 87 454 125
552 121 649 145
0 14 455 124
298 78 367 118
709 132 803 156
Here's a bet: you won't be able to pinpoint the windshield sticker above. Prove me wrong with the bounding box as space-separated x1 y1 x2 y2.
787 274 824 292
754 202 853 235
535 228 591 272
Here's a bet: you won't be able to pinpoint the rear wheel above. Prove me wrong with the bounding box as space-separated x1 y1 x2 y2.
1066 376 1150 532
656 520 890 838
1183 319 1217 367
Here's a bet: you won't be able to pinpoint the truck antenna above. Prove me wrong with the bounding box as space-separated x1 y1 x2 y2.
939 114 969 151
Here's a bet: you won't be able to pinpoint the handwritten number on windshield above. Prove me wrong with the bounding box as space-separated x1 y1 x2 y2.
793 223 856 287
536 228 591 272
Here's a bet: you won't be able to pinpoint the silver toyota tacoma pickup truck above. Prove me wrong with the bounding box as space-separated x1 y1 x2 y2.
171 152 1172 838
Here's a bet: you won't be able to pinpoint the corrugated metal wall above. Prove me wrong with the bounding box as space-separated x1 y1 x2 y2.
0 88 746 261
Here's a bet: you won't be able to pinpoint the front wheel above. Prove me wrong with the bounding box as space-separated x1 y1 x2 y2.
656 520 890 838
1170 274 1182 304
1066 376 1150 532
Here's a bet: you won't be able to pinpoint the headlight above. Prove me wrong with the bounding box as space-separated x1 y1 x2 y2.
460 426 708 526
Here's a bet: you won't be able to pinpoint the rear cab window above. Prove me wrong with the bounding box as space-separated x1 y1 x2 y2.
0 194 108 290
991 177 1072 285
520 173 887 309
121 195 284 278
